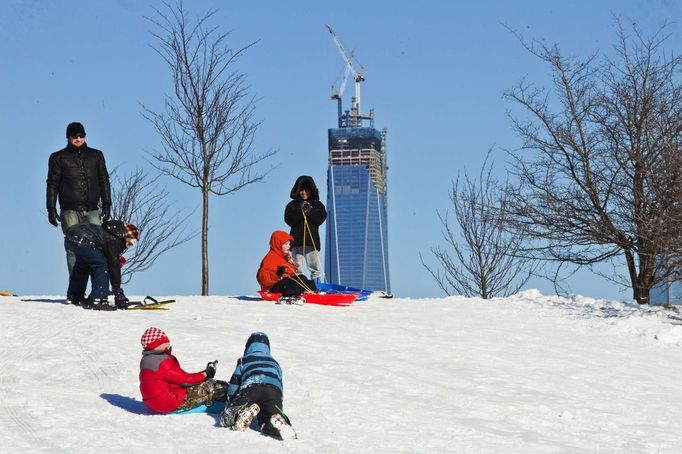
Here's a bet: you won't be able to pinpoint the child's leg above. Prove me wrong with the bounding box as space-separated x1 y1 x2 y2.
176 379 220 411
220 387 260 429
86 251 109 300
255 385 284 429
291 246 306 275
67 245 89 301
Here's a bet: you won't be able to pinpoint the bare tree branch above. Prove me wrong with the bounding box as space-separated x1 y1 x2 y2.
504 21 682 303
142 1 277 295
109 167 196 284
422 150 535 298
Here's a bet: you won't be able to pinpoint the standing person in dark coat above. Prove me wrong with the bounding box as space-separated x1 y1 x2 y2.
64 220 138 310
46 122 112 277
220 332 296 439
284 176 327 283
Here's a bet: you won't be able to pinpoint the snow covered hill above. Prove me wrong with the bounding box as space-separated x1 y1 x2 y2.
2 291 682 453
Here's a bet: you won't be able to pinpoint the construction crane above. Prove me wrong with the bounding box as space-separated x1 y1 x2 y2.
325 24 372 127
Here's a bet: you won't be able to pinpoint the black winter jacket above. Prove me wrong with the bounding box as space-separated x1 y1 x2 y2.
65 222 126 289
284 176 327 250
46 142 111 212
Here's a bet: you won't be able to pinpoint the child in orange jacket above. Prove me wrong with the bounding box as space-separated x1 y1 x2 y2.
257 230 316 297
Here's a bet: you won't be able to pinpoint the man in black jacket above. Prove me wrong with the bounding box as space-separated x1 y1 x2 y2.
46 122 112 275
284 176 327 282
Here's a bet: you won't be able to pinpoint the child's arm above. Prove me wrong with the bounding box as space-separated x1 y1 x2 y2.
227 359 243 398
308 200 327 225
158 356 207 386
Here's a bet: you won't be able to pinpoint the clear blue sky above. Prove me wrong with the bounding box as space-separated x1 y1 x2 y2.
1 0 679 299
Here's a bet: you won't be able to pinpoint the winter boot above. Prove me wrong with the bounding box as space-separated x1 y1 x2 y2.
231 403 260 431
277 296 305 306
261 413 297 440
89 298 116 311
66 293 84 306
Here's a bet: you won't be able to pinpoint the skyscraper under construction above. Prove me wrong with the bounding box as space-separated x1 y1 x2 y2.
324 25 390 293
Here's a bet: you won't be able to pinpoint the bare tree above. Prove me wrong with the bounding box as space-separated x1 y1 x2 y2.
421 151 534 298
110 168 195 284
143 2 276 295
504 22 682 304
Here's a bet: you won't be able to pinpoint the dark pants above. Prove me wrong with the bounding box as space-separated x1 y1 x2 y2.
66 241 109 300
271 275 317 296
229 384 283 428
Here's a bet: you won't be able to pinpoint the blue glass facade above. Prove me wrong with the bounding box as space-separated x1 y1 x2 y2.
325 128 390 292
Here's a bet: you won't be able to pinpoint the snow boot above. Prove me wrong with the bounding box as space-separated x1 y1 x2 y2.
233 403 260 431
221 403 260 430
84 298 116 311
261 413 297 440
66 293 84 306
277 296 305 305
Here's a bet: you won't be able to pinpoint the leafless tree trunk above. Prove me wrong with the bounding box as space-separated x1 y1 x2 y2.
504 22 682 303
110 168 195 284
421 151 534 298
143 2 276 295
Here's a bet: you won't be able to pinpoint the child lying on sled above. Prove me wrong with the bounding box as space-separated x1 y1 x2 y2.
219 332 296 439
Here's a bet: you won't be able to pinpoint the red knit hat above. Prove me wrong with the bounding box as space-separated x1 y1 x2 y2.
141 327 170 350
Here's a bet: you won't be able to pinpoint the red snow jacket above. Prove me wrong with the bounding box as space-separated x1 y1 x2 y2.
256 230 297 291
139 350 206 413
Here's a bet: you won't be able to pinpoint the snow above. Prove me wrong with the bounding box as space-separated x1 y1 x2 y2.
2 291 682 453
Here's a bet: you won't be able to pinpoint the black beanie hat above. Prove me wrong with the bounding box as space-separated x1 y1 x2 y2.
66 122 86 138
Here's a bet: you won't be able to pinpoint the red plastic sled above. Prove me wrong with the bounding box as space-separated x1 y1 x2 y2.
258 291 358 307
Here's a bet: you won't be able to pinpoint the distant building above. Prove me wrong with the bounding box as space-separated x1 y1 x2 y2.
323 24 391 293
325 127 390 292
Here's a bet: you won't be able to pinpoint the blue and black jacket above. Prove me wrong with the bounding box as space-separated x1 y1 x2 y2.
227 332 283 398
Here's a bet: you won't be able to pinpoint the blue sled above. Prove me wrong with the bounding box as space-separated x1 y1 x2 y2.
171 401 226 415
316 282 372 301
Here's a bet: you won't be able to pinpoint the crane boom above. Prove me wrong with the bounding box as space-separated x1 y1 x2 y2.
325 24 372 128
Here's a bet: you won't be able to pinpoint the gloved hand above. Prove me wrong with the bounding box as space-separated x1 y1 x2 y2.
276 265 287 277
101 206 111 222
301 201 312 215
48 209 60 227
112 287 129 309
205 360 218 379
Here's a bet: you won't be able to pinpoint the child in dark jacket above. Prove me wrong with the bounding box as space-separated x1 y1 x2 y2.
219 332 296 439
284 176 327 282
139 327 227 414
64 220 138 310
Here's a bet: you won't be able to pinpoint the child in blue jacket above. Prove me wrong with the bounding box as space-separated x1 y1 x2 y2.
219 332 296 439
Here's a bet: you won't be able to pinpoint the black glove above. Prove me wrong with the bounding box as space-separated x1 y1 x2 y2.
276 266 287 277
101 206 111 222
205 360 218 379
301 201 312 215
48 209 60 227
112 287 129 309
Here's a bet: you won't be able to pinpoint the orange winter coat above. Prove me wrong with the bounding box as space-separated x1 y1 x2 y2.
257 231 297 290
